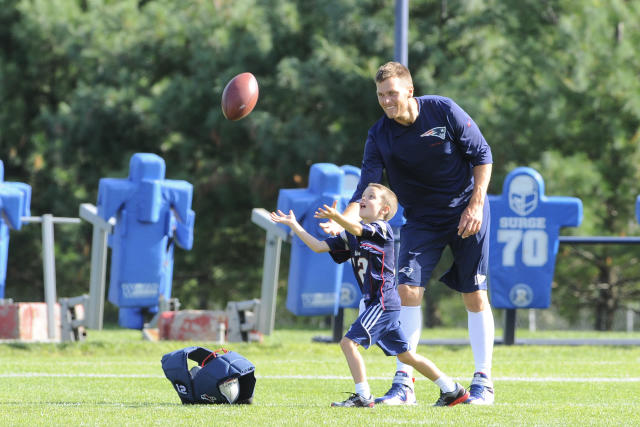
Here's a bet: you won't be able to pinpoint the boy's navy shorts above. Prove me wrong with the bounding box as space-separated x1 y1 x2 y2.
397 200 490 293
345 303 410 356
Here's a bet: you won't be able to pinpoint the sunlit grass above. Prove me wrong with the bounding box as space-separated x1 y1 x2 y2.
0 327 639 426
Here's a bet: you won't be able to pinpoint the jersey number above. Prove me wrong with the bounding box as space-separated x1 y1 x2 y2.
497 229 548 267
355 257 368 284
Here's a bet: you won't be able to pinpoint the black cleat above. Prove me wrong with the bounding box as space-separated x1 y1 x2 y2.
433 383 470 407
331 393 375 408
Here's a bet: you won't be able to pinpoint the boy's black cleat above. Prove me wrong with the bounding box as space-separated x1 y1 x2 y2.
433 383 470 407
331 393 375 408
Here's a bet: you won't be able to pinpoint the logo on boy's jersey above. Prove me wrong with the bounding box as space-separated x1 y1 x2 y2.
420 126 446 139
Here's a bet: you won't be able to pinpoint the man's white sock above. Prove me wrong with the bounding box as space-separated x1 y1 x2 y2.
396 305 422 379
468 307 494 378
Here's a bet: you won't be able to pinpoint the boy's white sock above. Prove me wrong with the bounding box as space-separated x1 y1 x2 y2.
434 375 456 393
468 307 495 378
355 382 371 398
396 305 422 379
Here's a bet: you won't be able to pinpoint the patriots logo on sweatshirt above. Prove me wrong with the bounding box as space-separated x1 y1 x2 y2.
420 126 446 140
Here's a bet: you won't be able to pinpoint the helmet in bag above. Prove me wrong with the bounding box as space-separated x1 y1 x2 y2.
161 346 256 404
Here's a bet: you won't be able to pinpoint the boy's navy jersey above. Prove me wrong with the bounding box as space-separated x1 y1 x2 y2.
325 220 400 311
350 95 493 225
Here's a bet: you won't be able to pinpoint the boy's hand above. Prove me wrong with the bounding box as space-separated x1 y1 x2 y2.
314 200 339 220
319 220 344 236
270 209 298 227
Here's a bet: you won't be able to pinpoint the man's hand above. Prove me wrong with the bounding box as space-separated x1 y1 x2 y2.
459 163 491 238
458 203 483 238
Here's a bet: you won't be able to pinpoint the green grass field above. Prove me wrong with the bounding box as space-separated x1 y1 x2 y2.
1 327 639 426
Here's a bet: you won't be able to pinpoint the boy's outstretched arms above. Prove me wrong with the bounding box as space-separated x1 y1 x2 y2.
318 202 361 236
270 209 330 253
315 201 363 237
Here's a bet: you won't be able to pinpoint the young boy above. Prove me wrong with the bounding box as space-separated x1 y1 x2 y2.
271 183 469 407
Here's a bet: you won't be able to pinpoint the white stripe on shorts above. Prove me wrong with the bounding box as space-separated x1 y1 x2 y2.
360 303 383 331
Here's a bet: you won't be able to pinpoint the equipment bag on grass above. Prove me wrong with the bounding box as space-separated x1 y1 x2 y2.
161 346 256 404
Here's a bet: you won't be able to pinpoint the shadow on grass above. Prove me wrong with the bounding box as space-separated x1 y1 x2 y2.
5 340 111 351
0 400 182 408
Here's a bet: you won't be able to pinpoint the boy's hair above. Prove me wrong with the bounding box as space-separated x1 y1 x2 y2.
367 183 398 221
375 61 413 86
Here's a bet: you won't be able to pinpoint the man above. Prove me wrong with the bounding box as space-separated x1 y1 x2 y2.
321 62 495 405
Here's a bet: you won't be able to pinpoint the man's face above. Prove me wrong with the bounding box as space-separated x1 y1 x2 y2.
376 77 414 121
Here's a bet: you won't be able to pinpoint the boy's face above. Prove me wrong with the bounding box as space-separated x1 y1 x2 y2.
359 186 388 222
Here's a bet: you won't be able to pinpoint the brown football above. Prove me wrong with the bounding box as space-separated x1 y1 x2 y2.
221 72 259 121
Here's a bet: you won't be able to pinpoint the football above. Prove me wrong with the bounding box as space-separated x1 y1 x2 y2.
221 72 259 121
218 377 240 404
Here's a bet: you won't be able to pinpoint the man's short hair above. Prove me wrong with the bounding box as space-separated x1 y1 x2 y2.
367 183 398 221
375 61 413 86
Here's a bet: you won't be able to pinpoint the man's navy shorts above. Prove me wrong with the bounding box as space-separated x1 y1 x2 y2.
344 303 410 356
397 200 490 293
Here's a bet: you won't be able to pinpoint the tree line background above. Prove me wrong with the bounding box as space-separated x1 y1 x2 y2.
1 0 639 331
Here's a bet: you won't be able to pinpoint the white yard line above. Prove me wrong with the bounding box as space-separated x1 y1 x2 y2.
0 373 639 382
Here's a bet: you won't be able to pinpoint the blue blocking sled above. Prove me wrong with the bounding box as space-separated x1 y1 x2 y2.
97 153 195 329
488 167 582 309
0 160 32 299
277 163 346 316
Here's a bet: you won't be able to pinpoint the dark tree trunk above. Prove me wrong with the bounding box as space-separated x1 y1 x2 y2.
594 264 618 331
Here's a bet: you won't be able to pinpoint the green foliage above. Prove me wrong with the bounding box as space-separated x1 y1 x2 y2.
1 0 639 328
507 1 640 329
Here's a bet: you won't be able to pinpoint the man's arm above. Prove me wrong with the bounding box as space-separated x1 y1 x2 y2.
458 163 492 238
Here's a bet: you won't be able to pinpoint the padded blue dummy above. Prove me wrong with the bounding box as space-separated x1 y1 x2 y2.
488 167 582 309
0 160 32 298
97 153 195 328
277 163 345 316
